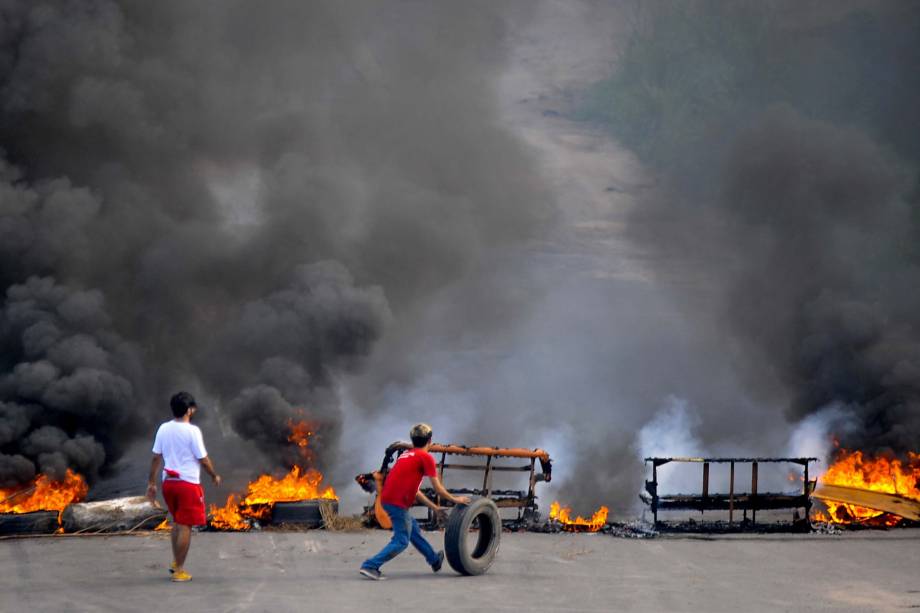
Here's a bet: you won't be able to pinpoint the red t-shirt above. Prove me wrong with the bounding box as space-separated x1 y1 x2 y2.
380 448 438 509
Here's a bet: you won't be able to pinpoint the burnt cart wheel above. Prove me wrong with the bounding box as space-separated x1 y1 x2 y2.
270 500 337 528
0 511 60 535
444 497 501 575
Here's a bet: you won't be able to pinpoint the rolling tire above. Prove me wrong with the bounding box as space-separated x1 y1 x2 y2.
0 511 59 535
270 500 336 528
444 498 501 575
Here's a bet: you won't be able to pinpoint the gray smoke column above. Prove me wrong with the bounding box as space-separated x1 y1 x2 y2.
0 1 549 488
631 105 920 457
568 1 920 474
719 108 919 454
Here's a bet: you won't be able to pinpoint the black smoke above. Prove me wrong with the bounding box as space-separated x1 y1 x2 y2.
609 1 920 460
714 108 919 455
0 1 550 489
0 276 139 486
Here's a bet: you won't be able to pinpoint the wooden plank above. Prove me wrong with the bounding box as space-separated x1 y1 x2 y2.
813 484 920 521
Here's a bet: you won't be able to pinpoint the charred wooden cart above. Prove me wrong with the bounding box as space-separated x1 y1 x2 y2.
642 456 817 529
356 442 552 528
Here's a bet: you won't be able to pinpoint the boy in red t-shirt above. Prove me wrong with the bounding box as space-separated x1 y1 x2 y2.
360 423 470 580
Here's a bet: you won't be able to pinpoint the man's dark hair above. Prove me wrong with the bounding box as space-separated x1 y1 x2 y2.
410 423 432 448
170 391 197 418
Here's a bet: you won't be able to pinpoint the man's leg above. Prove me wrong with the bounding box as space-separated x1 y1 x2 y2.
173 524 192 568
170 523 179 564
362 505 410 570
408 515 440 566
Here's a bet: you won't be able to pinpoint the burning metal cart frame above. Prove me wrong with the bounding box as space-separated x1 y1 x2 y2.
357 442 552 527
643 456 817 528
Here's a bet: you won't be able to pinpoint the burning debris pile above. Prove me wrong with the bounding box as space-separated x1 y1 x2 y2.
209 467 337 531
0 470 164 536
0 469 88 533
209 420 337 531
547 501 609 532
812 449 920 527
0 469 87 516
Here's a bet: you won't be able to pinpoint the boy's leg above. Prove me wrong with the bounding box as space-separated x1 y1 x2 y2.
362 505 411 570
408 515 440 566
170 523 179 563
174 524 192 568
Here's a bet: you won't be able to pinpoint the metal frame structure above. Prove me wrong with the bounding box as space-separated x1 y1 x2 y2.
643 456 817 528
356 442 552 527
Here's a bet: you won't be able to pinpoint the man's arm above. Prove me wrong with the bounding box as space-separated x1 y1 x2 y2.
146 453 163 502
416 490 440 511
199 456 222 486
429 476 470 506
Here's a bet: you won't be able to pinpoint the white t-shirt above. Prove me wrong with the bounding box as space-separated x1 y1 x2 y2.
152 420 208 484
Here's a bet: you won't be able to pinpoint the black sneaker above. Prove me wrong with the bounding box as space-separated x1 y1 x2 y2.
431 550 444 573
359 567 385 581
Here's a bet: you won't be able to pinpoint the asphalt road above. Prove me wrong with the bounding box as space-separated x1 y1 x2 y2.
1 528 918 612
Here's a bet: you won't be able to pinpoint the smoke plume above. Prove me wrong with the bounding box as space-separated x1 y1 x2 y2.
0 0 550 491
613 0 920 466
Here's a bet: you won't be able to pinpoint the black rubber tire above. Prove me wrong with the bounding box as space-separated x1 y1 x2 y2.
270 500 336 528
0 511 59 535
444 498 501 575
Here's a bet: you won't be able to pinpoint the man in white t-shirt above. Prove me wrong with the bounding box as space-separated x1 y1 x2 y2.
146 391 221 582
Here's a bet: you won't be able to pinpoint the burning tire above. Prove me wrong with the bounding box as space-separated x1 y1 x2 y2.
444 498 501 576
0 511 59 535
270 500 337 528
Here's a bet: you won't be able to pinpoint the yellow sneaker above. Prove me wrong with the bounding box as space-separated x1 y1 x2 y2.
168 562 177 575
171 569 192 582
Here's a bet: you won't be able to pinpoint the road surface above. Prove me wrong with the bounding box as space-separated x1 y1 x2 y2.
2 529 918 612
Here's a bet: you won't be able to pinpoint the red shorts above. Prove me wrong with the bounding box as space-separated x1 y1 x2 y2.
162 479 206 526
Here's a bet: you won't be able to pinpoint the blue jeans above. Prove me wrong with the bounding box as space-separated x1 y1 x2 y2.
362 504 439 570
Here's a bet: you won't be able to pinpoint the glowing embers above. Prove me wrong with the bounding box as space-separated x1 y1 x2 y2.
0 469 88 515
208 421 337 531
549 501 609 532
813 449 920 526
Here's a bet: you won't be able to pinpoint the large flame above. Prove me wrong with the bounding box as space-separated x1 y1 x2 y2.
208 420 337 530
209 494 248 531
814 449 920 525
0 469 88 515
549 501 609 532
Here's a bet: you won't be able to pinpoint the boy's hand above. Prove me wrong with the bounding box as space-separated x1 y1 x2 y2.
212 474 222 487
453 495 471 505
145 482 157 502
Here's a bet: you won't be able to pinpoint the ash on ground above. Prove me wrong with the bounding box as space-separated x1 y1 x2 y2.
529 519 658 539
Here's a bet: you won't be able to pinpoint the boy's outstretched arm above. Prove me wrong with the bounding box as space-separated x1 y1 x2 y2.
416 490 439 511
429 476 471 506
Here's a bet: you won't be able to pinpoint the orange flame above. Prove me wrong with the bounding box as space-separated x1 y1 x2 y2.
814 449 920 525
242 465 336 506
549 501 609 532
208 420 337 530
154 518 170 531
209 494 249 531
288 420 313 448
0 469 88 516
287 418 316 464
